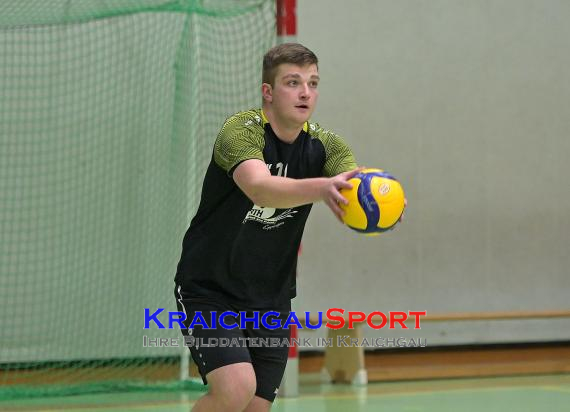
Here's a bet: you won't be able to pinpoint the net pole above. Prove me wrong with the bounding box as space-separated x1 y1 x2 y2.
276 1 299 397
276 0 296 44
180 345 190 381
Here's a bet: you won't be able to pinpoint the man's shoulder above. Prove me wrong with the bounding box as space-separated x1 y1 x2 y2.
217 108 266 146
306 120 341 143
306 119 356 175
214 109 267 171
222 109 265 131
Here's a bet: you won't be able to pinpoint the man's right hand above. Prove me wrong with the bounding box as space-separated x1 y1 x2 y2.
321 167 364 222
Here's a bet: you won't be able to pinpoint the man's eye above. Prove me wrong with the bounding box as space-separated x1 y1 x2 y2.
288 80 297 86
309 81 319 88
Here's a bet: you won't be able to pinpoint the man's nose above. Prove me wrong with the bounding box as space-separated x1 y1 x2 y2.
299 83 310 99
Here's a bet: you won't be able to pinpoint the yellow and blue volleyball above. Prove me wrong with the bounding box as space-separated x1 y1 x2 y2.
340 168 405 235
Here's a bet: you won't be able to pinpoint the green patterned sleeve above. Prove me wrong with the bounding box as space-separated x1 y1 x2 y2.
213 111 266 175
311 124 357 177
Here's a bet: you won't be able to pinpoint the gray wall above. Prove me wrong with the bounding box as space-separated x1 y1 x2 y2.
295 0 570 346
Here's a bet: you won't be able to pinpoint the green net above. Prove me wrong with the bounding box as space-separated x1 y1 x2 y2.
0 0 275 400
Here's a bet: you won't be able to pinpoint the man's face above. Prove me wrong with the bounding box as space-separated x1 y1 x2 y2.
264 63 319 128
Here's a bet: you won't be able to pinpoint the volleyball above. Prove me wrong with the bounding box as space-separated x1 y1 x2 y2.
340 168 406 235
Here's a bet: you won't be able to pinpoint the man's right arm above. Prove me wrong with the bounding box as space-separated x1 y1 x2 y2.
233 159 362 221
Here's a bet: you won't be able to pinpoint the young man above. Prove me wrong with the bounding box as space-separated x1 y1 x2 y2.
175 43 359 412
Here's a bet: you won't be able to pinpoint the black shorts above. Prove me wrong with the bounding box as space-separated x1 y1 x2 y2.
174 285 290 402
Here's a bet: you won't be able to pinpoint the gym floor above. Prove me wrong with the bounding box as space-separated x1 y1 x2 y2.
1 374 569 412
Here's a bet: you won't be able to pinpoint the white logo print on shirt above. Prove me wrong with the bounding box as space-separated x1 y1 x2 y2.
243 205 297 230
242 162 297 230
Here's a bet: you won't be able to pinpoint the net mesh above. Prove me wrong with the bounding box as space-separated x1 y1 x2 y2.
0 0 275 399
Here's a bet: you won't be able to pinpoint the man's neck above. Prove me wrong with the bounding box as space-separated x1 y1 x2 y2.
262 107 304 144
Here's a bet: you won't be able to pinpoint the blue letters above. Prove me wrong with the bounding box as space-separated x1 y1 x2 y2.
261 311 281 330
219 311 238 329
189 311 209 329
304 311 323 329
283 312 303 329
144 309 328 330
169 311 186 329
144 308 165 329
239 311 260 329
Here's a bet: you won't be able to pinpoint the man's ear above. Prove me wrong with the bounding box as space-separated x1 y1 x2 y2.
261 83 272 103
